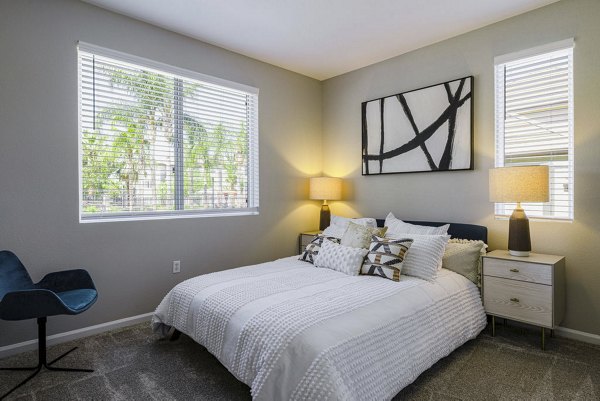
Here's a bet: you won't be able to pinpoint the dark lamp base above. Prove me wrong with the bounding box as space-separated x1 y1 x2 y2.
508 206 531 257
319 204 331 231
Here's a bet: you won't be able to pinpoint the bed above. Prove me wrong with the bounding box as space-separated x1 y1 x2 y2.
152 220 488 401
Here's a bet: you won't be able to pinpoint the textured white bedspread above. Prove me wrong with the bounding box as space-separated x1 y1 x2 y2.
152 256 486 401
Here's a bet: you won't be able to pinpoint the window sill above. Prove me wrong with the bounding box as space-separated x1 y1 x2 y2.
494 214 573 223
80 209 259 224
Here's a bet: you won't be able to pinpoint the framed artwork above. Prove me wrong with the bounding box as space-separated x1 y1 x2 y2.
362 76 473 175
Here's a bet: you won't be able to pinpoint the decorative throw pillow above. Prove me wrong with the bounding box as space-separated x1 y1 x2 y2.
299 234 341 264
322 215 377 238
331 215 377 228
443 239 488 286
340 222 388 249
386 232 450 281
361 236 413 281
322 224 346 239
385 212 450 236
313 239 369 276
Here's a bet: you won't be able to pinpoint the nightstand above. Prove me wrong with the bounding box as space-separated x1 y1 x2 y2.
482 250 565 350
298 231 321 254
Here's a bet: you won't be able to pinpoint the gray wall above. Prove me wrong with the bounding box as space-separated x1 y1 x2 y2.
0 0 322 346
2 0 600 347
322 0 600 335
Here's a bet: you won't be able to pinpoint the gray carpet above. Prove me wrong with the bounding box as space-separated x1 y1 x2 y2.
1 321 599 400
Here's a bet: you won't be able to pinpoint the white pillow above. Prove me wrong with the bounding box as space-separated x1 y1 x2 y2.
322 215 377 238
385 212 449 236
314 239 369 276
386 232 450 281
322 224 346 238
331 215 377 228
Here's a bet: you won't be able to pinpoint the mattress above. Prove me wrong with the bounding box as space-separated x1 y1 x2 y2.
152 256 486 401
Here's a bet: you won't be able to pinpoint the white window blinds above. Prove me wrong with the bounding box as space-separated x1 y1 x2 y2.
494 40 574 221
78 43 259 221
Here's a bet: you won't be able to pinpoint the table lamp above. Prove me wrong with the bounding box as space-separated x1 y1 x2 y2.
489 166 549 256
309 177 342 230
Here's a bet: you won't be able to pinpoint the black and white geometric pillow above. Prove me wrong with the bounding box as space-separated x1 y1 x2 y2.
361 235 413 281
299 234 341 264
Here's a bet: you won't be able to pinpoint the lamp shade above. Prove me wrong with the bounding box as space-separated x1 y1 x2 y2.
309 177 342 201
489 166 549 203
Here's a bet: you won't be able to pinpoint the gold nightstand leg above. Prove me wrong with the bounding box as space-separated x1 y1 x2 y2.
541 327 545 350
492 315 495 337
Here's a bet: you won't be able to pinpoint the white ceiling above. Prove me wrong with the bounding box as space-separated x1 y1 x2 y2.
82 0 559 80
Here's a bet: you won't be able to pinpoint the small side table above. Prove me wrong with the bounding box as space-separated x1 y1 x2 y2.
482 250 565 350
298 231 321 254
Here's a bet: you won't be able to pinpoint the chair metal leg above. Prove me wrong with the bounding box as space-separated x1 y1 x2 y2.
0 317 93 400
45 365 94 373
0 365 42 400
46 346 94 372
491 315 496 337
47 346 78 366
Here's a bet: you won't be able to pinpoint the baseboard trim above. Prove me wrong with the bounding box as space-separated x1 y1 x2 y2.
0 312 153 359
555 326 600 345
490 316 600 346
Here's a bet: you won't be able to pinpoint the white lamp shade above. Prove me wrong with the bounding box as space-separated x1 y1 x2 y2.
309 177 342 201
489 166 549 203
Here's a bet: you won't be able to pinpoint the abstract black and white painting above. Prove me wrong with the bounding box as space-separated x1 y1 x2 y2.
362 76 473 175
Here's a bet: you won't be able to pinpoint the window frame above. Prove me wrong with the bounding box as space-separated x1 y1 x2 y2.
494 39 574 222
77 42 259 223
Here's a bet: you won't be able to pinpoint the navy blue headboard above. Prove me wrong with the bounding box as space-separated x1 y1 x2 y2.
376 219 487 243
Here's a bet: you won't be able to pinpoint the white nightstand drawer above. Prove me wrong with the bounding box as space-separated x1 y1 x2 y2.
483 257 552 285
484 276 552 327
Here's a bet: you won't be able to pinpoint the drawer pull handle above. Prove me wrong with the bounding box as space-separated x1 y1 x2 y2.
510 297 520 303
510 268 519 273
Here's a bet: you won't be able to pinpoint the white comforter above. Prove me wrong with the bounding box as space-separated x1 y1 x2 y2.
152 256 486 401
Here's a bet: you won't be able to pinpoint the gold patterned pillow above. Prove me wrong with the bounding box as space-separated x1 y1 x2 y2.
340 222 388 249
361 236 413 281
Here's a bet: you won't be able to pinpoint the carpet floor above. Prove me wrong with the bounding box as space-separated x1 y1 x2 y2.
1 321 599 400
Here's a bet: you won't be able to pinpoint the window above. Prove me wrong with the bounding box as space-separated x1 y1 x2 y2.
78 43 259 222
494 39 574 220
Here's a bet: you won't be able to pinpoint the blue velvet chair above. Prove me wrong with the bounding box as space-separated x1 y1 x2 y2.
0 250 98 399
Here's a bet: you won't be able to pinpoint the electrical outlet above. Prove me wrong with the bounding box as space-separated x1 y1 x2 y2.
172 260 181 274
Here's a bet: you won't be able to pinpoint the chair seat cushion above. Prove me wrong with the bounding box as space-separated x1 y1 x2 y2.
56 289 97 312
